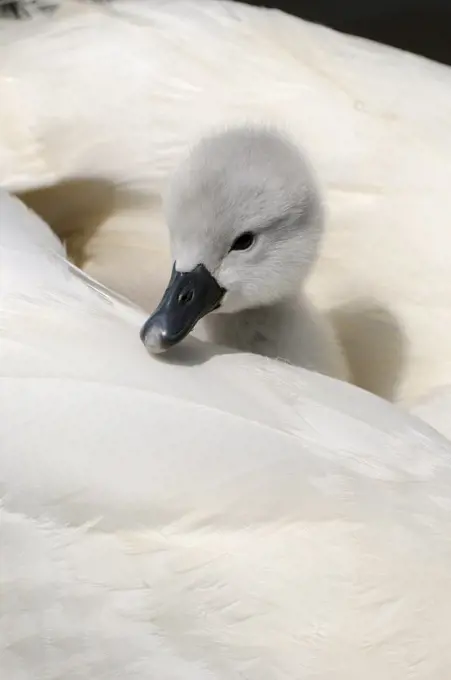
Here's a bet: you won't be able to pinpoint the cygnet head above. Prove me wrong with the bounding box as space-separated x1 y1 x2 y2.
141 125 324 353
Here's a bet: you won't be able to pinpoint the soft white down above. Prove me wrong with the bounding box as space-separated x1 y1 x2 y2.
142 125 348 379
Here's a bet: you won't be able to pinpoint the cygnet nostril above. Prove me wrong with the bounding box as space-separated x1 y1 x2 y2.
177 286 195 306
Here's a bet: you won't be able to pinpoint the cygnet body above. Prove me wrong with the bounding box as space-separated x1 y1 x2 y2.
141 126 348 380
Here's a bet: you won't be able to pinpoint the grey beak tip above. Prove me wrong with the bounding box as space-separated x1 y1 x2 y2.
140 319 168 354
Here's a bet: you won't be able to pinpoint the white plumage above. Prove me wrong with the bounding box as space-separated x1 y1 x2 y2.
3 188 451 679
3 2 451 676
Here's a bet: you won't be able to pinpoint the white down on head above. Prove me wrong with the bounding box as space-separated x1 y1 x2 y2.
2 188 451 679
166 126 322 309
141 125 349 379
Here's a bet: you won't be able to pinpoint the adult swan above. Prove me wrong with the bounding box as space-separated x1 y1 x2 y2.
2 189 451 679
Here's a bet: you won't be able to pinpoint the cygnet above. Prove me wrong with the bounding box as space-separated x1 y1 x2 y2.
141 125 348 380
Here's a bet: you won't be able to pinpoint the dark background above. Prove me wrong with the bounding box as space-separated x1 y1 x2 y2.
240 0 451 66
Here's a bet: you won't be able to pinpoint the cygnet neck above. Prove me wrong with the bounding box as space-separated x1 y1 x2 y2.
199 295 298 359
197 293 349 381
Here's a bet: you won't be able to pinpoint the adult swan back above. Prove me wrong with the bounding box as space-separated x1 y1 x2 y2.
2 189 451 678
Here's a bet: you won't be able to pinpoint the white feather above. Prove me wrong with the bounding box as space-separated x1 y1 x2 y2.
3 187 451 679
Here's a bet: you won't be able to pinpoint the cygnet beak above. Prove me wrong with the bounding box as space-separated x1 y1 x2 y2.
140 264 225 353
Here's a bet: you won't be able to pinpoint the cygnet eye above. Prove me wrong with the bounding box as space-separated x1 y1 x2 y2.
229 231 256 252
